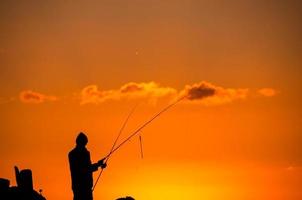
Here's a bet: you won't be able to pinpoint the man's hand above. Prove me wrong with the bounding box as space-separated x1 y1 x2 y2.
101 162 107 169
98 158 107 169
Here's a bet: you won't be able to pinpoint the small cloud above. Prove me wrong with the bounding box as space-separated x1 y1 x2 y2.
80 85 115 105
179 81 249 105
80 82 177 105
19 90 57 104
119 82 177 99
258 88 277 97
80 85 103 105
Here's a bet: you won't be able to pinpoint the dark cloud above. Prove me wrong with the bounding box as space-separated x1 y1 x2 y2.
180 81 249 105
184 82 216 100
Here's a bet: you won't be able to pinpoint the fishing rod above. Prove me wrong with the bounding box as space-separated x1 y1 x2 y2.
93 95 185 191
104 95 186 160
92 104 138 191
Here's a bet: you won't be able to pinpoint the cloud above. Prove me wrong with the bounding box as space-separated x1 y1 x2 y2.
119 82 177 99
80 85 115 105
258 88 277 97
179 81 249 105
20 90 57 104
17 81 275 106
120 82 144 93
80 82 177 105
180 82 216 100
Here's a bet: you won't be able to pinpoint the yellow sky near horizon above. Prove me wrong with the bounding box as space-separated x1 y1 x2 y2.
0 0 302 200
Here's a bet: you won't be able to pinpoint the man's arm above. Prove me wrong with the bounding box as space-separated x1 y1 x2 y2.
90 163 100 172
89 160 106 172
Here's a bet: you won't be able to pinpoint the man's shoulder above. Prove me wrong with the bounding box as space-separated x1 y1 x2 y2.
68 147 76 157
69 147 89 157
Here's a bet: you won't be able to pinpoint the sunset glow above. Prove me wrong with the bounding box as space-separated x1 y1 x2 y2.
0 1 301 200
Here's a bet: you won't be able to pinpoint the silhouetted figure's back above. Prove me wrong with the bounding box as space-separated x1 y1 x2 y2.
68 132 106 200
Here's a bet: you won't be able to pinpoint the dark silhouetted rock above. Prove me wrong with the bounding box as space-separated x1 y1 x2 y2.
0 166 46 200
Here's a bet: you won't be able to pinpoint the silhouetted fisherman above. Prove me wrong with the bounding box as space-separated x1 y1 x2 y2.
69 132 107 200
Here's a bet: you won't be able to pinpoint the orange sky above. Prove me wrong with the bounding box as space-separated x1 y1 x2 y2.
0 1 301 200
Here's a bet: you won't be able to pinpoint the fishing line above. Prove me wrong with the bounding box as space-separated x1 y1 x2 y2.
104 96 185 160
92 104 138 191
139 135 144 159
93 95 186 191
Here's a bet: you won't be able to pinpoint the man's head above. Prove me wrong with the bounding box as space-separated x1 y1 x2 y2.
76 132 88 147
116 197 135 200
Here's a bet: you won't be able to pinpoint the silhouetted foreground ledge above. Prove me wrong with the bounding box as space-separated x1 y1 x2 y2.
116 196 135 200
1 166 135 200
0 166 46 200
